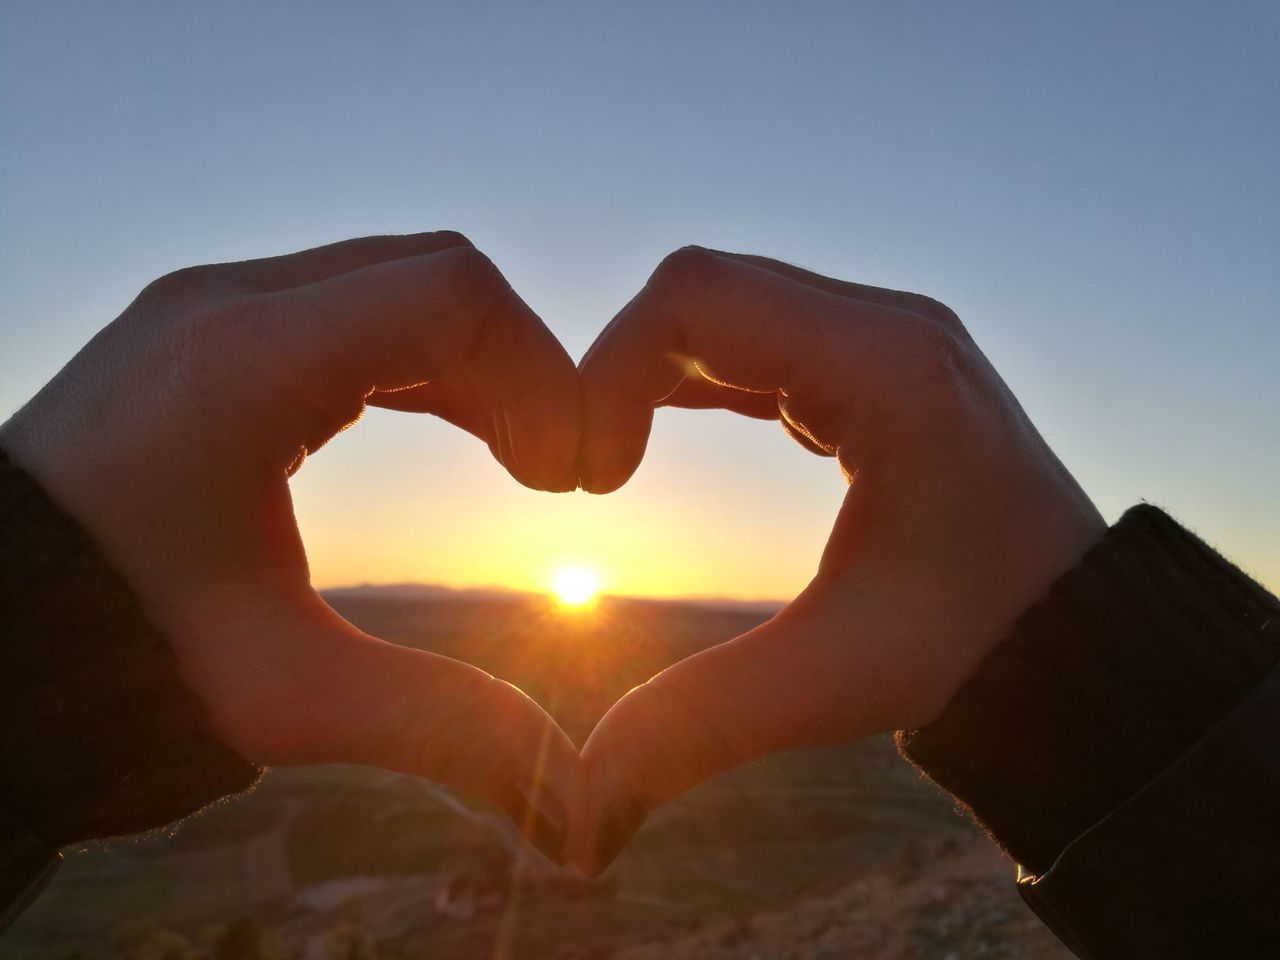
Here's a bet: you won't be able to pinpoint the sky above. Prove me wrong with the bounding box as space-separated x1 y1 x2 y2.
2 0 1277 601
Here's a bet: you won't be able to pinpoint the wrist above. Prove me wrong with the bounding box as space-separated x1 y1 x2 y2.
916 470 1107 730
0 448 263 847
899 504 1280 873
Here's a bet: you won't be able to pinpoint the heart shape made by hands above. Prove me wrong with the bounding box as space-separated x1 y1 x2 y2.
7 233 1099 879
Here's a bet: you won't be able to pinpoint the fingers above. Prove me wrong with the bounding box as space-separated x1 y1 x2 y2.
573 602 862 876
660 375 833 455
250 245 578 491
577 247 902 493
715 252 963 330
227 230 475 292
369 381 495 444
659 374 781 420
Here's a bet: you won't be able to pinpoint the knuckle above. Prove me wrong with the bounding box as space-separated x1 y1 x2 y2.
649 245 719 294
433 246 511 325
437 243 501 288
426 246 506 366
431 229 474 249
182 292 257 351
905 293 964 332
168 294 262 392
135 263 224 309
901 314 959 363
893 316 976 402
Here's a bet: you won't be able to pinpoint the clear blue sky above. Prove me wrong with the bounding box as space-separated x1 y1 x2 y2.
2 0 1277 596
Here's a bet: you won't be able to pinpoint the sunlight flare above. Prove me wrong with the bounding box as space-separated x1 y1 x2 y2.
551 565 601 608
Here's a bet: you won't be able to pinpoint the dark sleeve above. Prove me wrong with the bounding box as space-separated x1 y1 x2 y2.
897 504 1280 959
0 448 262 931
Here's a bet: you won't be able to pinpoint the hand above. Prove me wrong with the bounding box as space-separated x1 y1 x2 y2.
0 233 583 862
574 247 1106 874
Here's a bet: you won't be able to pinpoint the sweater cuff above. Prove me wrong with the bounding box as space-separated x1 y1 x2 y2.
897 504 1280 875
0 447 262 855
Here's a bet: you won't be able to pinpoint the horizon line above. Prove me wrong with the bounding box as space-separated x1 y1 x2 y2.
318 580 789 612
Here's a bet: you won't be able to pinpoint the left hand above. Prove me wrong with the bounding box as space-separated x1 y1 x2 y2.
0 232 584 861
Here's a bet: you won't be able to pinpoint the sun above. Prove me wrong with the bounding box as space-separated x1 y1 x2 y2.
551 565 601 608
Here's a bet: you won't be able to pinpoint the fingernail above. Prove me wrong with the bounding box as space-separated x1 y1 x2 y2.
499 779 567 866
594 795 648 874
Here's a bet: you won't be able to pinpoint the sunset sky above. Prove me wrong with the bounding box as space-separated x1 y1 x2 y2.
2 1 1277 602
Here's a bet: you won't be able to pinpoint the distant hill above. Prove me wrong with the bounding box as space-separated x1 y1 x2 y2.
320 582 787 616
320 582 522 602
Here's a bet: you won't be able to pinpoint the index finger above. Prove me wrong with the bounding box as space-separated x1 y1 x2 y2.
255 246 579 491
577 247 898 493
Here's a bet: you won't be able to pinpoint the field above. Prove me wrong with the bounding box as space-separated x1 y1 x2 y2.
1 593 1071 960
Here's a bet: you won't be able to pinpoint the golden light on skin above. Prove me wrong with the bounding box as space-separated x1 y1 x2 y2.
551 565 601 608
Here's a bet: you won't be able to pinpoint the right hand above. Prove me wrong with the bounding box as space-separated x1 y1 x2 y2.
574 246 1106 874
0 232 583 862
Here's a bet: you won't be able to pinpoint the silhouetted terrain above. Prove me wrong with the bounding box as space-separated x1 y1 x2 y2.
1 594 1070 959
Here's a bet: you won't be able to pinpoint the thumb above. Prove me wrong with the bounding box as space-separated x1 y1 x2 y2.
574 597 868 876
187 598 584 865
